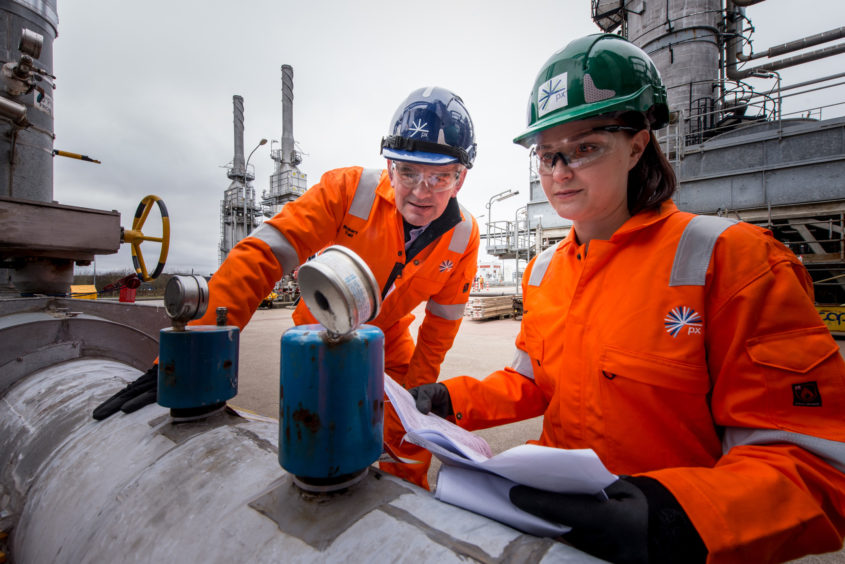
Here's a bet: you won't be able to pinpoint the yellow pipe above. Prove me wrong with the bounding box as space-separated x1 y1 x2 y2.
52 149 101 164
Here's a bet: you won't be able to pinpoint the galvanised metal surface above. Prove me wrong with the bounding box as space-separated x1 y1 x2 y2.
158 325 239 408
280 324 384 480
675 117 845 214
0 0 58 201
0 357 605 563
0 297 167 396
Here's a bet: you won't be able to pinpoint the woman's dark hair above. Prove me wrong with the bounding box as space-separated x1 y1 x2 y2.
618 112 677 215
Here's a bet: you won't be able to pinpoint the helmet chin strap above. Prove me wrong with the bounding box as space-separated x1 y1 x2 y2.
380 135 474 169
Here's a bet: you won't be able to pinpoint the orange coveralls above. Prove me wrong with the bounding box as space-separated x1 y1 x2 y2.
195 166 479 488
444 201 845 562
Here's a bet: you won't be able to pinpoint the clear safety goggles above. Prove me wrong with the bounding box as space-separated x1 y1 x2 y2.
530 125 640 174
391 162 461 193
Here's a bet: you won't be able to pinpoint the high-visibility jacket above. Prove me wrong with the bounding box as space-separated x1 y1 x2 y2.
444 201 845 563
195 166 479 389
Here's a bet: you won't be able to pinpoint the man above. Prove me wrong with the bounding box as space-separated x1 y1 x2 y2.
94 86 480 490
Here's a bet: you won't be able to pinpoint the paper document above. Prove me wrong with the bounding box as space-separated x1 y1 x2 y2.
435 465 570 537
384 375 617 535
385 372 491 462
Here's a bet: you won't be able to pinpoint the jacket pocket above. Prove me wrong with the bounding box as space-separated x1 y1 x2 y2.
600 344 710 394
746 327 838 373
597 345 719 469
521 311 545 366
402 274 443 304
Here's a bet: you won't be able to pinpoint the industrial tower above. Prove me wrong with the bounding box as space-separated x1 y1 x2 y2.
218 95 263 265
218 66 307 266
262 64 307 217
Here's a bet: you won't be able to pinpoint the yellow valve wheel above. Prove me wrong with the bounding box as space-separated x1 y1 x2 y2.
122 195 170 281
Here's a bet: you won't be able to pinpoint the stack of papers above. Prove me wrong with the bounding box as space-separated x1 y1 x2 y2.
384 375 617 536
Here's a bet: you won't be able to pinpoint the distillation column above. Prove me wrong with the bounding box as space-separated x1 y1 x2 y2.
263 64 307 217
625 0 722 143
218 95 261 264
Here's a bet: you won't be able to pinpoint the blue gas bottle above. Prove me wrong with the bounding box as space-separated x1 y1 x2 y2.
156 275 238 417
279 324 384 488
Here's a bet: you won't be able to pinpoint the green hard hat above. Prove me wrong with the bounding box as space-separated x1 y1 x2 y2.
514 33 669 147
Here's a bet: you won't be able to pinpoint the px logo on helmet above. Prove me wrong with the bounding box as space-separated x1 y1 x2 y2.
538 72 568 118
513 34 670 147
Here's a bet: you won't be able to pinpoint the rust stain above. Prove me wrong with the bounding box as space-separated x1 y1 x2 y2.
162 362 177 386
292 407 320 433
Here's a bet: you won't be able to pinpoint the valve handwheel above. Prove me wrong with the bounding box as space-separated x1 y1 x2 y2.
122 195 170 281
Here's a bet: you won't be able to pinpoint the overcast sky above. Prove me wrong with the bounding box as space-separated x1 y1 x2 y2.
52 0 845 276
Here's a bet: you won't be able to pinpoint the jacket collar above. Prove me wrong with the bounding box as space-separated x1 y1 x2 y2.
562 201 680 248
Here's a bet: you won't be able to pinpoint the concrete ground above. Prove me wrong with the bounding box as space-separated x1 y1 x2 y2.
232 300 845 563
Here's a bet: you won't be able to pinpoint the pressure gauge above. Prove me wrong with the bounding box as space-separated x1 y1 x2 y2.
163 275 209 328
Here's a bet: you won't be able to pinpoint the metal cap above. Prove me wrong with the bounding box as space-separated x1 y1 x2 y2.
297 246 380 335
163 275 209 327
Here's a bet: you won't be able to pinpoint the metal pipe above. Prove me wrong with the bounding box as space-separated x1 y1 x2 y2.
737 43 845 80
725 1 747 81
738 26 845 62
726 1 845 80
786 71 845 91
0 355 594 562
0 96 27 125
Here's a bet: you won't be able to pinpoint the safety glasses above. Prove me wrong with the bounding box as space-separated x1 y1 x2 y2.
391 162 461 193
531 125 640 174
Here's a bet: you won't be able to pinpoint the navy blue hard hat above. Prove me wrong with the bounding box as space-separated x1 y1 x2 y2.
381 86 477 168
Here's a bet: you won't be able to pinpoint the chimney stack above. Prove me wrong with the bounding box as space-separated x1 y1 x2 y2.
281 65 295 165
231 95 246 178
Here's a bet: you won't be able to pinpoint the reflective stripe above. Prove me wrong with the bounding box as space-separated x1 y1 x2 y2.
248 223 300 274
448 206 473 253
511 347 535 380
724 427 845 474
528 244 558 286
669 215 737 286
349 168 381 220
426 300 466 320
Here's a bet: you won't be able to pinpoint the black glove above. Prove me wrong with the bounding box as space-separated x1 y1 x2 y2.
509 476 707 564
408 383 453 418
92 365 158 420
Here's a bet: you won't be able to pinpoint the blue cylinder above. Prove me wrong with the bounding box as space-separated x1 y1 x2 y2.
158 326 239 408
279 324 384 479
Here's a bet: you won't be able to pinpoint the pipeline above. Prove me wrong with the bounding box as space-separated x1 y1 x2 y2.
726 1 845 80
0 295 597 562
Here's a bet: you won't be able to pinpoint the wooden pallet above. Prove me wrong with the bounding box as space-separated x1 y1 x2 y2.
465 295 516 320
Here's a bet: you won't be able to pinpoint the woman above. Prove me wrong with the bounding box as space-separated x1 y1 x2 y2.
411 34 845 563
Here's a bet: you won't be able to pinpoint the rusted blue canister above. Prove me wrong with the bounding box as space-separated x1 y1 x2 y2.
158 325 239 409
279 324 384 489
